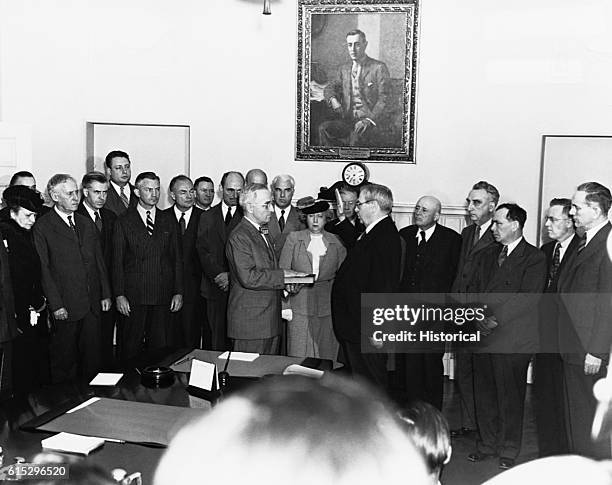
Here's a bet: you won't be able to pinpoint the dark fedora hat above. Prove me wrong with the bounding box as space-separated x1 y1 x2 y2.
3 185 44 213
296 196 329 215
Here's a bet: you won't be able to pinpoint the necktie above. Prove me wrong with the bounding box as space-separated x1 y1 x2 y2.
120 186 129 208
577 233 587 252
94 211 102 232
472 225 481 249
225 207 232 226
497 245 508 267
418 230 426 246
179 212 186 235
279 209 286 232
146 210 154 236
67 214 80 241
351 62 359 83
547 242 561 290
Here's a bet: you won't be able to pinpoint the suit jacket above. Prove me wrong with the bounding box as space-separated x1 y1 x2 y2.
469 238 547 353
33 210 111 321
105 182 138 217
0 226 17 343
324 55 391 125
558 222 612 363
196 203 243 300
76 203 117 272
332 216 402 343
324 217 365 250
279 229 346 317
452 222 497 293
538 234 579 353
112 207 183 305
225 218 285 340
399 223 462 293
163 206 203 303
267 205 306 258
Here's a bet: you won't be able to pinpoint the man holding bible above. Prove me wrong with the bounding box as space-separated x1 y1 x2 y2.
225 183 306 354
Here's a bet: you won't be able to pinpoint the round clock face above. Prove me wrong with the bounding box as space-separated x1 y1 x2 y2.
342 163 368 186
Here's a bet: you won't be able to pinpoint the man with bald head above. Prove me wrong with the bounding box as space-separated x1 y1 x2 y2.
245 168 268 186
398 196 462 409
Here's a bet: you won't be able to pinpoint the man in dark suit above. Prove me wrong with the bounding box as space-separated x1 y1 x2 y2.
104 150 138 216
319 29 392 147
534 198 577 457
398 196 462 409
451 180 500 437
267 174 305 258
77 171 117 368
332 183 402 391
196 171 244 351
33 174 111 382
112 172 183 362
163 175 204 349
226 184 305 354
467 203 546 470
324 183 365 250
559 181 612 459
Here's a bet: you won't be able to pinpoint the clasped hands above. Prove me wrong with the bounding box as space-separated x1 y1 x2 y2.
115 294 183 317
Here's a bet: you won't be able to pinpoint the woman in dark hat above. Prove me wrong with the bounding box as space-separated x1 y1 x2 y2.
0 185 49 391
279 197 346 360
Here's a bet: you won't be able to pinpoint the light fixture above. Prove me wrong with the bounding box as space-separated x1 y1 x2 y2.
263 0 271 15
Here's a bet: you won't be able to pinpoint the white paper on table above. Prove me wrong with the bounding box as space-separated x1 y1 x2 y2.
282 364 324 379
41 432 105 455
218 351 259 362
189 359 218 391
89 373 124 386
66 397 100 414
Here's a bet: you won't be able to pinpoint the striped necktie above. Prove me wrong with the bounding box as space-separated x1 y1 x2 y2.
120 186 129 208
547 242 561 290
94 211 102 232
577 233 587 252
497 245 508 267
146 210 154 236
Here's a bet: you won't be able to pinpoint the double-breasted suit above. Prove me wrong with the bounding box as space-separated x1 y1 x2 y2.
112 207 183 361
196 203 243 350
558 221 612 458
33 209 111 382
398 223 462 410
226 218 285 353
105 182 138 217
163 206 204 348
332 215 402 389
470 238 546 460
279 229 346 359
451 221 497 432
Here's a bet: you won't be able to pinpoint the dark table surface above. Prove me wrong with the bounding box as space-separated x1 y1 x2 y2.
0 349 332 484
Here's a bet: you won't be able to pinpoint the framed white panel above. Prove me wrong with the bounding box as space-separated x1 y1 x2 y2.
86 122 190 210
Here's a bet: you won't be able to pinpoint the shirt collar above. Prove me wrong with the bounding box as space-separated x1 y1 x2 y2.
585 219 609 246
137 203 156 221
110 180 130 198
244 215 261 231
477 218 493 237
173 205 192 222
365 215 387 234
557 232 575 249
222 202 235 218
82 201 98 221
415 223 436 242
54 205 75 227
505 236 523 256
274 204 291 219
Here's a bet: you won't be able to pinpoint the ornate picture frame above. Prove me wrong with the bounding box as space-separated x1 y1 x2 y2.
296 0 419 163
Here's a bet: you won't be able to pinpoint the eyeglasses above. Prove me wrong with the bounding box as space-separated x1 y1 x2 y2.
544 216 570 223
355 199 375 208
252 202 272 209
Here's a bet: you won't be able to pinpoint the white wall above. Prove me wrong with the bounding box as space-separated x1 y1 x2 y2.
1 0 612 242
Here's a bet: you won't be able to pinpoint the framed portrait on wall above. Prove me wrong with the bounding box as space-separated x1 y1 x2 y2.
295 0 419 163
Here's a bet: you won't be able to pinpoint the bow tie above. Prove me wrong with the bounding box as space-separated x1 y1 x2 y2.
259 225 269 235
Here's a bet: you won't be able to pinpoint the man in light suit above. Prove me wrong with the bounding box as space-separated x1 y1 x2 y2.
324 183 365 250
332 183 402 391
113 172 183 362
534 198 578 457
77 171 117 367
196 171 244 350
559 181 612 459
451 180 500 438
33 174 111 382
398 196 462 410
225 183 305 354
467 203 546 470
104 150 138 216
163 175 204 349
319 29 392 147
267 174 306 258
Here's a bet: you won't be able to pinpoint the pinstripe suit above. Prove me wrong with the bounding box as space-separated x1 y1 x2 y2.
113 206 183 361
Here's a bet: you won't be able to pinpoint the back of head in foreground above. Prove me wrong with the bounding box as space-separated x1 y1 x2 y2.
154 374 428 485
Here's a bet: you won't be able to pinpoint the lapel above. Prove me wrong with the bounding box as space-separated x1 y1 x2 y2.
48 209 79 242
488 238 526 288
245 219 277 267
268 209 281 240
126 208 149 240
566 222 610 275
470 223 494 255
